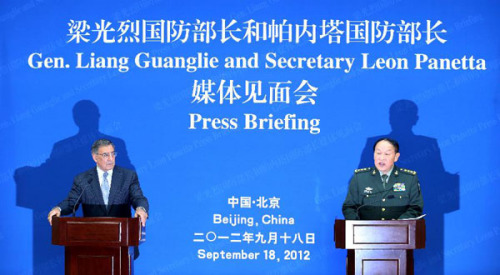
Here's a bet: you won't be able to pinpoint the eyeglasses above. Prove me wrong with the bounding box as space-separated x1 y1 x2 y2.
96 151 117 159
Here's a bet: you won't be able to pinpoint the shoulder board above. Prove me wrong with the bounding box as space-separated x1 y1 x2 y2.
354 167 371 173
399 168 417 175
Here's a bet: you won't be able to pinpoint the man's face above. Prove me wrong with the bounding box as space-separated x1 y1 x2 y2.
92 145 116 171
373 140 400 174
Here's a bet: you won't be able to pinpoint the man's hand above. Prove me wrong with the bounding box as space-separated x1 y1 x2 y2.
135 207 148 227
47 207 61 226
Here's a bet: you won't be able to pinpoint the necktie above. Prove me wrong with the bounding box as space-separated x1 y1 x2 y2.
381 174 388 189
102 172 110 205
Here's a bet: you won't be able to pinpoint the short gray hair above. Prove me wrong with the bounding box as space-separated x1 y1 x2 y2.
91 139 115 154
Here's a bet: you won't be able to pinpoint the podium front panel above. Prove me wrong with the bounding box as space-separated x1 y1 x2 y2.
355 249 409 275
67 221 122 244
353 224 409 244
66 246 132 275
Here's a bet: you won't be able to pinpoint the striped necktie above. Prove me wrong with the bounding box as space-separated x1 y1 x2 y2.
102 171 110 205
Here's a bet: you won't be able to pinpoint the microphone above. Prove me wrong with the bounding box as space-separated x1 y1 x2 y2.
72 178 92 217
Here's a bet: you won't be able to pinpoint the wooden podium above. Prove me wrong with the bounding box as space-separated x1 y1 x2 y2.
334 219 425 275
52 217 145 275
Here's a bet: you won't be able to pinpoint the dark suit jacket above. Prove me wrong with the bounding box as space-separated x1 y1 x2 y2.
58 165 149 217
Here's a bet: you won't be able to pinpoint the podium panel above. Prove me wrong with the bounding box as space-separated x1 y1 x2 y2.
353 224 409 244
355 249 411 275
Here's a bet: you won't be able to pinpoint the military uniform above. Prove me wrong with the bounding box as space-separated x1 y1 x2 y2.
342 166 423 220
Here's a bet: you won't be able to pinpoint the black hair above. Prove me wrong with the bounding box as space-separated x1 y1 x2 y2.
373 137 399 153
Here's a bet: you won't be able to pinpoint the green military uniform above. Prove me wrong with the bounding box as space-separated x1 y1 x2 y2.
342 166 423 220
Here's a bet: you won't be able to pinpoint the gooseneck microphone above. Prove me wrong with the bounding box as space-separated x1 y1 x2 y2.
72 178 92 217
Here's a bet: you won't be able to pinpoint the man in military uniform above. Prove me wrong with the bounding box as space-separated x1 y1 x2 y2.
342 138 423 220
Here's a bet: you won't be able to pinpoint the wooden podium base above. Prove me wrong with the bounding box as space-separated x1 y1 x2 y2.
52 217 144 275
335 220 425 275
66 246 134 275
347 249 414 275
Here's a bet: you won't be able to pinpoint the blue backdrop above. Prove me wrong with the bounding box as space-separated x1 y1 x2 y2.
1 0 499 274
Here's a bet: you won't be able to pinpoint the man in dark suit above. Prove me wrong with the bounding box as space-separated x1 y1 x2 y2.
47 139 149 226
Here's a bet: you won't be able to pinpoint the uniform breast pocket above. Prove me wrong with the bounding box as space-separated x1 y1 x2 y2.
396 194 410 204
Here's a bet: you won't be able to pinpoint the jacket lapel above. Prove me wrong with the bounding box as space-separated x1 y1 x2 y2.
387 165 401 191
107 166 122 210
387 172 396 191
87 168 107 212
370 168 385 194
